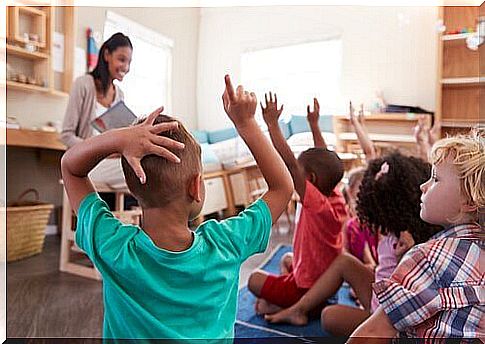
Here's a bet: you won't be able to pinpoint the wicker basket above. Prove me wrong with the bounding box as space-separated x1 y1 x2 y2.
4 189 54 262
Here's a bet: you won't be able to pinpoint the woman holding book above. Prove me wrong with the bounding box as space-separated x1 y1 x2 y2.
61 32 132 148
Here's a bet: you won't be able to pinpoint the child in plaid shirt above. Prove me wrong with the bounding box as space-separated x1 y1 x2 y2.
349 129 484 341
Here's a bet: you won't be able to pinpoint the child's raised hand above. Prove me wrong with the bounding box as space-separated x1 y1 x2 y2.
413 115 428 144
428 120 441 146
306 98 320 124
349 101 357 125
261 92 284 125
120 106 185 184
222 75 257 129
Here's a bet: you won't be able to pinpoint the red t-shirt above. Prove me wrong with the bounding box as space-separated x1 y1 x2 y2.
292 180 347 288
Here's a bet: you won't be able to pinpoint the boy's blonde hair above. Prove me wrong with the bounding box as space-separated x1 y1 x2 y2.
429 128 484 223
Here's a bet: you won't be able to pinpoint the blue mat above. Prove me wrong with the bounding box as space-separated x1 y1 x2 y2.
235 245 357 339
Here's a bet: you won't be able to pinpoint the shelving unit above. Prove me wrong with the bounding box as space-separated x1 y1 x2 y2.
441 32 475 41
333 113 431 157
6 6 75 97
436 5 483 135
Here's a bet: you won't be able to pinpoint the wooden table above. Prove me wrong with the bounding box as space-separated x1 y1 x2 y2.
5 128 66 151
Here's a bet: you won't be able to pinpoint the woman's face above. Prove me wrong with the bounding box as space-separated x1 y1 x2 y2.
104 46 132 82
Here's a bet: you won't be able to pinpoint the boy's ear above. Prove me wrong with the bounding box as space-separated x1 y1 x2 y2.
309 172 317 184
188 173 203 203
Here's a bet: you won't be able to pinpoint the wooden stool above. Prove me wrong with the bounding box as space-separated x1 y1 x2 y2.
59 182 141 280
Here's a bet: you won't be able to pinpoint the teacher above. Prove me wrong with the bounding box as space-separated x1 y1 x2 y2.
61 32 133 147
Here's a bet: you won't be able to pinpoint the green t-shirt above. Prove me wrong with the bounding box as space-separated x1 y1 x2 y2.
76 193 271 340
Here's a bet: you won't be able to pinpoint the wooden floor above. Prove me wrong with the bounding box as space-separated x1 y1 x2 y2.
7 219 293 338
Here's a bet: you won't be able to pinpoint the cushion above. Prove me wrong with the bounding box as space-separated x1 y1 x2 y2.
288 115 334 135
192 130 209 144
207 127 238 144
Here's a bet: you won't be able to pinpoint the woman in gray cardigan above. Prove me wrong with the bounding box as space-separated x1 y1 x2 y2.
61 32 132 148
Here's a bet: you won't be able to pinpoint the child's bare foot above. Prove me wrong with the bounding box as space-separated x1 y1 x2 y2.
264 305 309 325
255 298 282 315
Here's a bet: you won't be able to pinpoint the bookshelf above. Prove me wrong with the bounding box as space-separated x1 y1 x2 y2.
5 6 75 97
436 5 484 136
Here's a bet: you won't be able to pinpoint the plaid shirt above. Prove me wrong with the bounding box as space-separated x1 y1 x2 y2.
373 223 484 339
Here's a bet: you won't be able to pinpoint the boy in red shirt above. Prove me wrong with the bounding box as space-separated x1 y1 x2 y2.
248 95 347 314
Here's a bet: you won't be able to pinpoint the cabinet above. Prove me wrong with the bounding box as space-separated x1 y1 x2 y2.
5 6 75 97
436 5 484 136
333 113 431 157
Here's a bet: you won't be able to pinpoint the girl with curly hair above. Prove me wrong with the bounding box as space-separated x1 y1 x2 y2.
350 129 484 341
265 152 442 336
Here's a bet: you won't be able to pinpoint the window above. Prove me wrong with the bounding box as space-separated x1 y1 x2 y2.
241 39 342 125
104 11 173 116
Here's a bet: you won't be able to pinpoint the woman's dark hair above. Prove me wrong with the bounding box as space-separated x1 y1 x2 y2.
356 152 442 244
90 32 132 96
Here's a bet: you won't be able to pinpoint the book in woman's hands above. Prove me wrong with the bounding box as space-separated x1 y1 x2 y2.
92 100 137 132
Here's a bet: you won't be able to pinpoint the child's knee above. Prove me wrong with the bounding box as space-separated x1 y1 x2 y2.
321 307 339 335
248 270 268 296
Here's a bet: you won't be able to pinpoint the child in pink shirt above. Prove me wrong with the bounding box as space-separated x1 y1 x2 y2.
248 96 347 314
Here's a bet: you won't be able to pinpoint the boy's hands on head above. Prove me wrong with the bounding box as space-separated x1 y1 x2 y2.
261 92 284 126
121 106 185 184
306 98 320 124
222 75 258 130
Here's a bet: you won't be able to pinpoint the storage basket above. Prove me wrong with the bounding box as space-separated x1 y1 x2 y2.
4 189 54 262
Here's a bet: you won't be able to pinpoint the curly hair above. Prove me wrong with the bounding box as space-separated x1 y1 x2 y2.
356 152 442 244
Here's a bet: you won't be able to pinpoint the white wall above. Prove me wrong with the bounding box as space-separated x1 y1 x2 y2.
196 5 439 131
76 7 200 129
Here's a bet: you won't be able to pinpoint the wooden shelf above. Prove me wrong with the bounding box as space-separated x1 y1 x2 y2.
442 32 475 41
338 132 416 143
3 81 69 97
441 77 485 85
6 128 66 151
333 113 426 121
6 44 49 60
5 80 49 93
18 6 46 17
441 120 481 128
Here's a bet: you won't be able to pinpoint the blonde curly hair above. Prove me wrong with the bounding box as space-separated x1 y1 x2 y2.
429 128 484 224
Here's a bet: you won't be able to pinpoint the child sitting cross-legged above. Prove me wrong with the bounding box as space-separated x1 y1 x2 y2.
248 95 347 315
265 152 442 337
61 75 293 340
349 129 485 341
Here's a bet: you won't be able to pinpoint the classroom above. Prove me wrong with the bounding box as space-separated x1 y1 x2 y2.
3 0 483 342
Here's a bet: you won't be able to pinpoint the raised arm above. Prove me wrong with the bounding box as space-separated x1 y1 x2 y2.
350 102 377 161
307 97 327 149
222 76 293 223
61 107 184 213
260 92 307 200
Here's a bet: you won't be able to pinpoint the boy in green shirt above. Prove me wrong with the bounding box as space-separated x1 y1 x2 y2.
61 75 293 340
